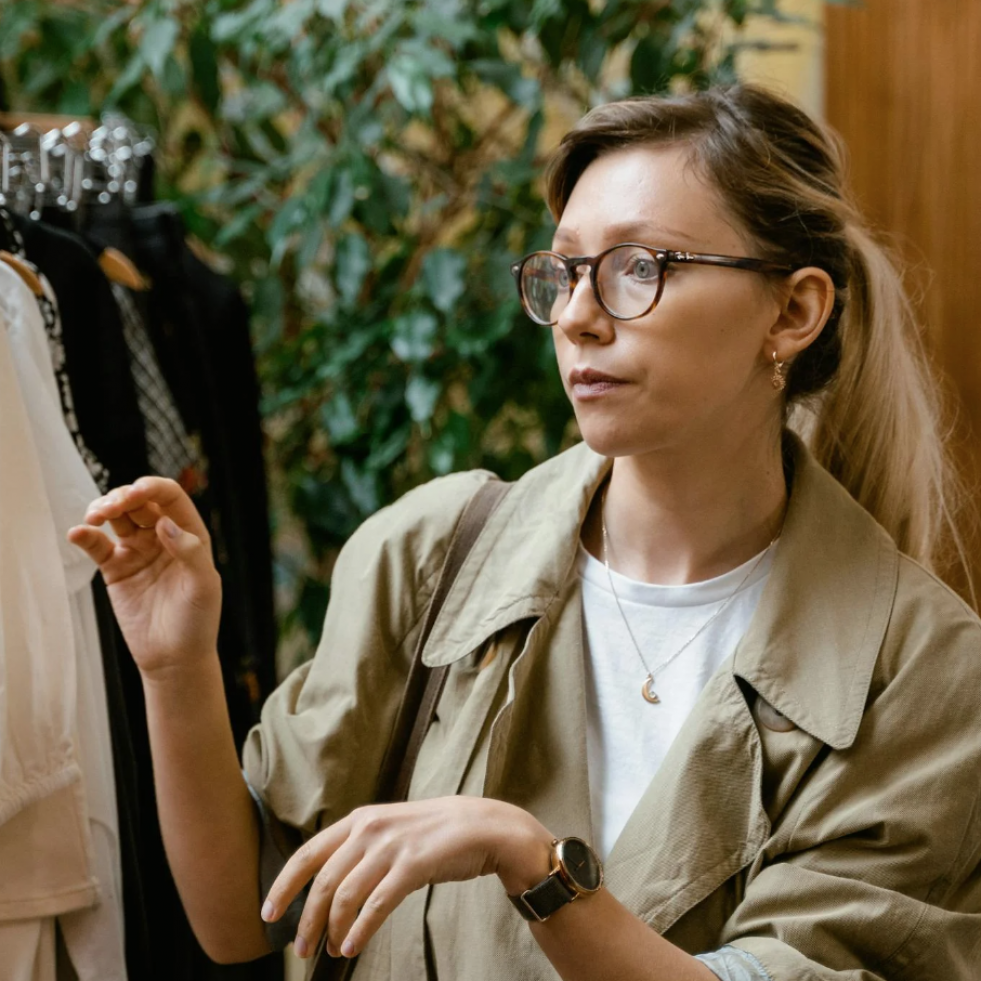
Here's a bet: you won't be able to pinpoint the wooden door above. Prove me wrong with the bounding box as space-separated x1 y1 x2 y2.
826 0 981 600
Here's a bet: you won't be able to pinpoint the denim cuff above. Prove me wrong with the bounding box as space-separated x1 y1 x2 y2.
696 944 775 981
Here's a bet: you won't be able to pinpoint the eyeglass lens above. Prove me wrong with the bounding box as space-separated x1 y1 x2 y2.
519 245 664 325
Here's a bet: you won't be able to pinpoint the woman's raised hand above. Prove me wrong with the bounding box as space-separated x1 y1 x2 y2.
68 478 222 677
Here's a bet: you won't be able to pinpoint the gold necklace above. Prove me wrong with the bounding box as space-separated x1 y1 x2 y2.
600 490 779 704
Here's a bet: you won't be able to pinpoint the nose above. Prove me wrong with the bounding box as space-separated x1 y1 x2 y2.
554 270 615 345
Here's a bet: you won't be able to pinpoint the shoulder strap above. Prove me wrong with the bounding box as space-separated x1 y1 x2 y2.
312 478 509 981
378 478 510 805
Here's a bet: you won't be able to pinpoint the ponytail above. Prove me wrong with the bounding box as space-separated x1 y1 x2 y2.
804 224 970 590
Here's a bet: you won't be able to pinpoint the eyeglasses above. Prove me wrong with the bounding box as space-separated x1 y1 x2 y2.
510 243 794 326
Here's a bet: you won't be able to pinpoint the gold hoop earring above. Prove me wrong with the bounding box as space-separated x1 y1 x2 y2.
771 351 787 392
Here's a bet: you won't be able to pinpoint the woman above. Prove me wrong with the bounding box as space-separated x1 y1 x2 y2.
70 85 981 981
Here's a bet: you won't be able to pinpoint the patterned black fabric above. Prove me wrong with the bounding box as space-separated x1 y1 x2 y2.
110 281 197 481
0 207 110 491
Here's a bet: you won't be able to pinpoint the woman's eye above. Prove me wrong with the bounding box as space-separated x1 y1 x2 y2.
627 257 657 280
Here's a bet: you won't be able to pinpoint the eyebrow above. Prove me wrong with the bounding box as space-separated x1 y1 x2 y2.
552 221 701 249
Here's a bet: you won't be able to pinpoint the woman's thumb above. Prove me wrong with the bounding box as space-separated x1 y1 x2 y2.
157 516 209 567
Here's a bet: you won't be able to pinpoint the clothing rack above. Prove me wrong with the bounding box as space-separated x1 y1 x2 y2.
0 111 154 218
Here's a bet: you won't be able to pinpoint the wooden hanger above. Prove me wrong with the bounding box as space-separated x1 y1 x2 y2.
0 251 44 297
0 112 96 136
98 247 151 292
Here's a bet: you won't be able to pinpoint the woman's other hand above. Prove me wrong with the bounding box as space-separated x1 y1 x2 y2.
68 477 221 678
261 797 555 961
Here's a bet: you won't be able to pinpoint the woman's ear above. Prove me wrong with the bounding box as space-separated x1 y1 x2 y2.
764 266 837 363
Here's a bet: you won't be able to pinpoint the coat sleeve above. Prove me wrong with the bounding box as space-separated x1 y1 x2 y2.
721 564 981 981
241 468 494 837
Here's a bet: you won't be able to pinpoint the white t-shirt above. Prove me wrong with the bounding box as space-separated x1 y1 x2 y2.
578 542 774 860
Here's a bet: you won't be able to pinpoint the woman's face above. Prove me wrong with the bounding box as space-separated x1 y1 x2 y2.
551 143 783 460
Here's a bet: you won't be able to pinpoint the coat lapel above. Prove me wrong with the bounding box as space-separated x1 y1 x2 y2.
604 664 769 932
482 576 593 842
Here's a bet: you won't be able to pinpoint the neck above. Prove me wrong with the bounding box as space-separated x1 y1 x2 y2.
585 427 788 585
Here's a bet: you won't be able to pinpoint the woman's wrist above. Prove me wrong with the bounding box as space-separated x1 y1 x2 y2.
490 802 556 896
139 648 221 685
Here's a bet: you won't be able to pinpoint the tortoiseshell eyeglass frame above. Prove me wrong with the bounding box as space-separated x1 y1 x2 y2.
509 242 796 326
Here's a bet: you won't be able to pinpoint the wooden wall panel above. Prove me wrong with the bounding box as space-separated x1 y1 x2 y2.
826 0 981 595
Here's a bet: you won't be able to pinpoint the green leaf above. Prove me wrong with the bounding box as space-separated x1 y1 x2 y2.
365 425 411 470
327 167 356 227
421 249 466 314
0 5 41 59
341 458 380 515
106 51 147 103
391 311 438 362
322 42 366 94
140 18 179 79
631 34 673 93
405 374 441 423
190 27 221 114
334 233 372 306
387 54 433 113
530 0 563 30
318 0 350 21
427 412 470 475
321 392 360 444
268 196 307 267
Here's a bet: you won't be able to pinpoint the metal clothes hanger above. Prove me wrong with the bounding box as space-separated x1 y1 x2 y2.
0 113 155 290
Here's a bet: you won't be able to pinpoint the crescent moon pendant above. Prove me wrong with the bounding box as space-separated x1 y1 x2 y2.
642 675 660 704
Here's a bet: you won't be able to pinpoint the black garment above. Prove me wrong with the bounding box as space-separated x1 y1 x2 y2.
124 203 279 745
91 579 153 981
6 210 151 486
121 204 282 981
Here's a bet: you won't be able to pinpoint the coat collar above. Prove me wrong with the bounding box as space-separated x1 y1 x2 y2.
732 433 899 749
421 440 611 667
422 433 899 750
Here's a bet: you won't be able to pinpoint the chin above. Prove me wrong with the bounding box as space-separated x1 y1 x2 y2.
576 415 675 460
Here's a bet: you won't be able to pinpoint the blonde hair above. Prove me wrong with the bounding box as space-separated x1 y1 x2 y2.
545 84 973 596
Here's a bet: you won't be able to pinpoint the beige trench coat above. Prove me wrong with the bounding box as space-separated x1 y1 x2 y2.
244 435 981 981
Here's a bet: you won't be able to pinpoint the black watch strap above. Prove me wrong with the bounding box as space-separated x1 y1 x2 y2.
508 872 578 922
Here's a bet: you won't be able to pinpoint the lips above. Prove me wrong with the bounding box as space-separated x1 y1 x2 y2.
569 367 629 399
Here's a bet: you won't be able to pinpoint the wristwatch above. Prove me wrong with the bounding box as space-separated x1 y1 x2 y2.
508 836 604 922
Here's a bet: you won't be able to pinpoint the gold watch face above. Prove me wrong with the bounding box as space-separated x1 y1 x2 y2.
556 837 603 893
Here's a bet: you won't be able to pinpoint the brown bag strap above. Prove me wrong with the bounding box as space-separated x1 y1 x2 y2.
378 478 510 805
311 478 510 981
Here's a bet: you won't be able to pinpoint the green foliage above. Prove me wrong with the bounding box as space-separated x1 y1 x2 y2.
1 0 807 658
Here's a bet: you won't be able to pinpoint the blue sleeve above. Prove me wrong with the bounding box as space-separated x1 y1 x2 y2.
696 945 775 981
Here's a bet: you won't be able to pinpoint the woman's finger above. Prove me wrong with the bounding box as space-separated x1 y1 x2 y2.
85 479 209 543
84 486 134 527
292 837 377 959
323 851 395 959
67 525 116 566
263 818 353 924
107 511 143 540
129 477 211 541
339 870 416 958
154 517 216 578
123 501 163 529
